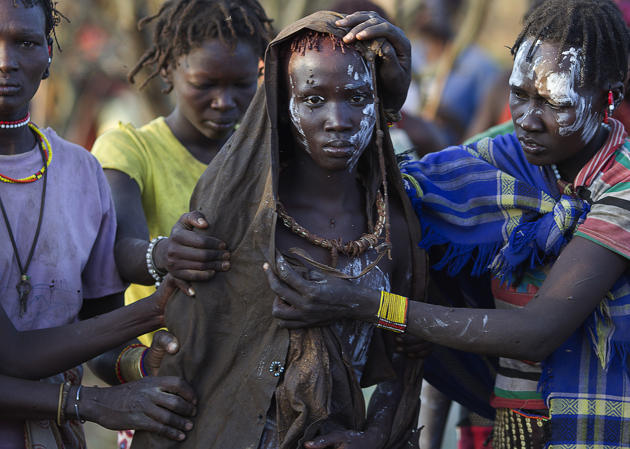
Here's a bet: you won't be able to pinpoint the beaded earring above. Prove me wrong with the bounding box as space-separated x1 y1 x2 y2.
604 89 614 124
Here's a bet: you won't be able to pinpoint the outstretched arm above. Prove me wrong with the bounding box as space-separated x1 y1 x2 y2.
0 279 177 380
0 373 196 442
336 12 411 112
267 236 627 361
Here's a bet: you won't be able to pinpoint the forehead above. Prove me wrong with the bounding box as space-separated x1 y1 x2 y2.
176 39 259 76
511 39 582 86
287 45 369 83
0 1 47 36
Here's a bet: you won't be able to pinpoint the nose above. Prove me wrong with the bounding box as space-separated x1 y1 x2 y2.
324 101 352 132
0 42 18 73
514 104 544 133
210 88 236 111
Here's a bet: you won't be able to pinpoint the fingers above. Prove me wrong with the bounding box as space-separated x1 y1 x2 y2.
177 210 209 231
152 389 197 418
335 12 410 58
142 404 190 441
155 376 197 405
173 277 195 297
263 262 306 309
145 331 180 376
275 255 310 292
305 432 342 448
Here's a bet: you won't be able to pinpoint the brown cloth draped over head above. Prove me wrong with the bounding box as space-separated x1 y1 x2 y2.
131 11 427 449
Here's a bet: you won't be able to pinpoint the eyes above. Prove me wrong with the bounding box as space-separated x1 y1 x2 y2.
510 87 570 111
302 92 372 107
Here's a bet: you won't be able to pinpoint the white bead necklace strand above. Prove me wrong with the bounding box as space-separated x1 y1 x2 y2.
0 113 31 130
551 164 562 181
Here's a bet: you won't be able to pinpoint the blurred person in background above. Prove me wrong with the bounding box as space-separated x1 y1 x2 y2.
403 0 499 152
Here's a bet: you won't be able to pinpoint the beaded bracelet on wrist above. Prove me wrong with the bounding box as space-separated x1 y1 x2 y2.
146 236 168 287
375 290 408 333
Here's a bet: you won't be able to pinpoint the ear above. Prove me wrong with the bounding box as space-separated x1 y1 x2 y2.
42 37 53 80
610 81 625 108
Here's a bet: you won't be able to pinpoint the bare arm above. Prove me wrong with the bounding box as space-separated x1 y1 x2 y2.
104 169 230 291
268 236 627 361
0 281 179 380
0 374 196 442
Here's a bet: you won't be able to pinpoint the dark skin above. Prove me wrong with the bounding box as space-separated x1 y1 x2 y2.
107 39 260 293
0 1 195 441
266 38 629 365
272 43 414 449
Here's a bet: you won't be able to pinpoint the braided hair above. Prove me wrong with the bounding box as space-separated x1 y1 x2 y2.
512 0 630 88
129 0 274 91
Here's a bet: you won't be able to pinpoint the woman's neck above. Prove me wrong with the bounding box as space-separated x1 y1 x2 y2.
164 109 230 165
557 124 610 181
0 126 37 156
279 153 363 212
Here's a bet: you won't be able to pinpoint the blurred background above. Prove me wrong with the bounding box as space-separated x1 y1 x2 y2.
35 0 530 447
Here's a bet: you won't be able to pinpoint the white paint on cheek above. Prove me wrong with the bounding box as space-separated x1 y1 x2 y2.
288 74 309 152
354 72 359 81
346 58 376 172
347 64 354 76
347 102 375 172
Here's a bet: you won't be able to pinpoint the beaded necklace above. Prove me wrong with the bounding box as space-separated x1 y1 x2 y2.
276 191 386 268
0 123 50 316
0 113 30 129
0 123 53 184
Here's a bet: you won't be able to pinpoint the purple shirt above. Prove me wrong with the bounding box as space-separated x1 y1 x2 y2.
0 128 125 448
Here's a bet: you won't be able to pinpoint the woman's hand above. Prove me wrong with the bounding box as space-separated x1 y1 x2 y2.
144 330 180 376
395 334 432 359
153 211 231 295
81 376 196 441
336 11 411 111
263 255 378 328
305 427 386 449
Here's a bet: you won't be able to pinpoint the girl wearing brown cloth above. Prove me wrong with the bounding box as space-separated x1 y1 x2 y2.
267 0 630 447
132 10 427 449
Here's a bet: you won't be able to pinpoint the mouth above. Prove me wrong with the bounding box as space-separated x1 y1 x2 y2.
322 140 355 157
203 118 238 131
0 82 20 96
519 137 547 155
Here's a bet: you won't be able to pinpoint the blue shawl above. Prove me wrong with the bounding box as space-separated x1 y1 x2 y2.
402 132 630 448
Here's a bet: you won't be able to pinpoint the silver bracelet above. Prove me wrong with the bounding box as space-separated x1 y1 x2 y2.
74 385 86 423
146 236 168 287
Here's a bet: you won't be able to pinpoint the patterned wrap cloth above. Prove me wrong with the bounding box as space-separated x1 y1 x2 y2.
401 119 630 448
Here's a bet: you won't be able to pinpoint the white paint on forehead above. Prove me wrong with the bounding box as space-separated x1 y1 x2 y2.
510 39 599 143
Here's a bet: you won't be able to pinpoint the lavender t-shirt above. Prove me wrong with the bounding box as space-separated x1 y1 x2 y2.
0 128 125 448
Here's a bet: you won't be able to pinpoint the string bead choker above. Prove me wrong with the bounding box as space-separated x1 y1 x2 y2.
0 113 31 129
551 164 562 181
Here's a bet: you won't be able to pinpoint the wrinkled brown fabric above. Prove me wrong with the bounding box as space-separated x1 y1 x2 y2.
132 11 426 449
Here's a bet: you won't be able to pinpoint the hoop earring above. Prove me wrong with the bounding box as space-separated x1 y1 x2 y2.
605 90 614 124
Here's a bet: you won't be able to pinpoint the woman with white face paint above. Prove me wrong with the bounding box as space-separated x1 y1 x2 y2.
266 1 630 447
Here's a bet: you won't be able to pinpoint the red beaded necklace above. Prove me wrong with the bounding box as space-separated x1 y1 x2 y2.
0 113 31 129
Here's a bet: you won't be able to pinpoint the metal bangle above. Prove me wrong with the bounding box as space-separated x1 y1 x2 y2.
146 236 168 287
74 385 86 424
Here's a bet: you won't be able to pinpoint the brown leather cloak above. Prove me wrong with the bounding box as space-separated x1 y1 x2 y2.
131 11 426 449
